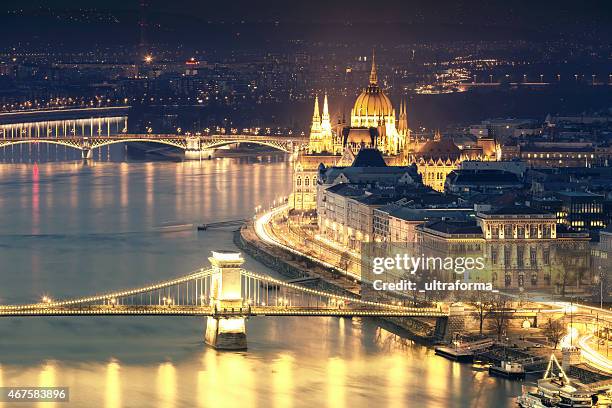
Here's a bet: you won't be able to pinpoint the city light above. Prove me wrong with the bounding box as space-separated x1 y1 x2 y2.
1 3 610 407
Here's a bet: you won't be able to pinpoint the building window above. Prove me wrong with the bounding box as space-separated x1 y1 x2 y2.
297 177 301 186
492 225 499 239
504 246 511 266
504 224 513 239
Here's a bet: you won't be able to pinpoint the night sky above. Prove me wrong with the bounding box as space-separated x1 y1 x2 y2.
2 0 611 47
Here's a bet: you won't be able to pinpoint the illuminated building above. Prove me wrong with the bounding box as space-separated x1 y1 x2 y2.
502 141 612 167
290 51 499 207
317 149 421 251
416 205 592 293
290 53 408 211
555 191 606 230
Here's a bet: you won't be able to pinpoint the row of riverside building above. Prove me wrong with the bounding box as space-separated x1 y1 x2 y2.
287 53 611 300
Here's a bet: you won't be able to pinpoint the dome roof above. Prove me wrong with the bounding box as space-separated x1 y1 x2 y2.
352 52 393 118
353 86 394 118
417 137 461 160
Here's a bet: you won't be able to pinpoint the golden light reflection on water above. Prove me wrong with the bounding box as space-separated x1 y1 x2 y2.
272 354 294 408
327 357 346 408
387 353 406 408
38 361 56 408
120 162 128 208
199 350 219 408
223 353 255 408
426 348 451 404
156 362 176 408
105 360 121 408
145 162 154 221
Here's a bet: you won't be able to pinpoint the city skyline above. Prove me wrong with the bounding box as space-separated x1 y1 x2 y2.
0 2 610 407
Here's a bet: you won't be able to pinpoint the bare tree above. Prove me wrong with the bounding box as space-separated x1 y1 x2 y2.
488 295 511 342
543 318 565 349
470 291 494 336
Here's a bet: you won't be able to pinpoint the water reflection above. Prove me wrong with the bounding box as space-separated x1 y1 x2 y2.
327 358 346 408
272 354 294 408
157 362 176 408
105 360 121 408
38 362 56 408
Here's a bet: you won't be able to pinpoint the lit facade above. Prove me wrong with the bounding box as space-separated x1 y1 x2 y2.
416 206 592 293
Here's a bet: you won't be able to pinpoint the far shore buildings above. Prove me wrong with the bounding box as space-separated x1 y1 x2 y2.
289 52 499 211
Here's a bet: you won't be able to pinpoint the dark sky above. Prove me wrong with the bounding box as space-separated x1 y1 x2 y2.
2 0 611 47
4 0 610 22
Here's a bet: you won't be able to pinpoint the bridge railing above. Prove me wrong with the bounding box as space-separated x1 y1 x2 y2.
0 268 214 311
240 270 444 314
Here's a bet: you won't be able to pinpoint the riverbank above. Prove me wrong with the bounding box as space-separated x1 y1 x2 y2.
236 220 441 343
238 210 612 390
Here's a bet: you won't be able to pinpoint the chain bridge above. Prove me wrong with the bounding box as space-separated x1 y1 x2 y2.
0 251 447 349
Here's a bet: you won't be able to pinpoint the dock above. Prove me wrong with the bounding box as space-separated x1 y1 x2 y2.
435 337 495 362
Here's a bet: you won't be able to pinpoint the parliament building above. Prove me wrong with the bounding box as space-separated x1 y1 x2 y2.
290 53 498 211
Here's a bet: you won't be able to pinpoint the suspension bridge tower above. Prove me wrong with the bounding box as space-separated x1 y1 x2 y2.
205 251 248 350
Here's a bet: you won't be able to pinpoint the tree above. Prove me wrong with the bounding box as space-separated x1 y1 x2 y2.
470 291 494 336
543 318 565 349
488 295 511 342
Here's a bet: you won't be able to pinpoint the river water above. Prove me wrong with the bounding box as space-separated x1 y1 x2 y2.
0 155 523 407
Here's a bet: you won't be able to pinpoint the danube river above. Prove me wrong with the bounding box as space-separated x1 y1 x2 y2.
0 155 523 407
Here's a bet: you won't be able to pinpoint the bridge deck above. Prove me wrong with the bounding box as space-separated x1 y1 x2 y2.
0 305 447 318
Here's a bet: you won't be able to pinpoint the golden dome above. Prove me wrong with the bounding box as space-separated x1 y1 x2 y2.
352 53 393 119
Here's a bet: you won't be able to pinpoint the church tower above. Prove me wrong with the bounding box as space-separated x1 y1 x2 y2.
309 95 323 153
320 93 334 152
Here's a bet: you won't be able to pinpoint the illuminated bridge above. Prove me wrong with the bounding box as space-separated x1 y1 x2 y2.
0 251 447 349
0 108 308 159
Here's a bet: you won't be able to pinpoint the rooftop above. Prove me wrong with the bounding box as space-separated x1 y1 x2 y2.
390 207 474 222
351 148 387 167
421 220 483 236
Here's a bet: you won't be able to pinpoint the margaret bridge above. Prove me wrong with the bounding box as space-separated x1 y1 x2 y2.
0 251 447 349
0 109 308 159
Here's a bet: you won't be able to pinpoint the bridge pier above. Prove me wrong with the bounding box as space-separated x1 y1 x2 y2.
81 148 93 160
204 251 248 350
442 303 466 342
185 148 215 160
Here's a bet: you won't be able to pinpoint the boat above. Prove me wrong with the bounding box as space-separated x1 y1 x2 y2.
517 391 560 407
538 377 594 407
516 354 596 407
435 336 494 362
489 360 526 380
